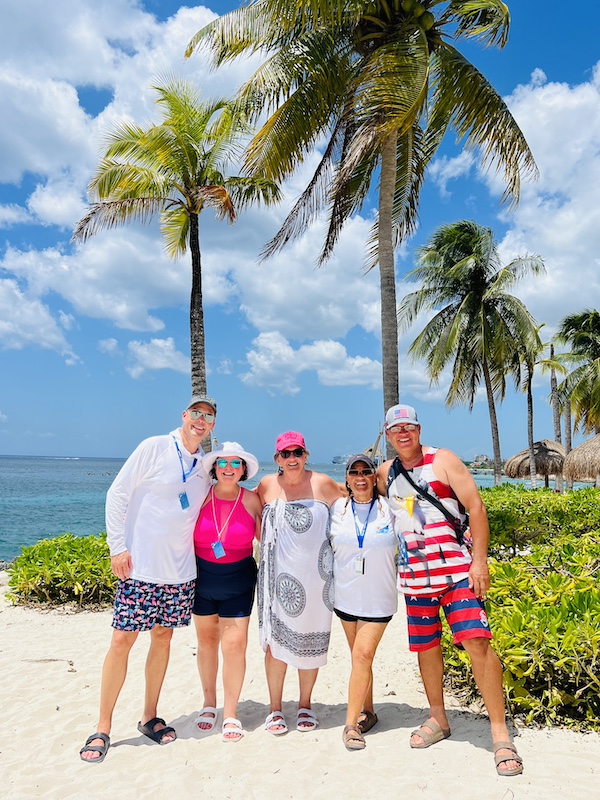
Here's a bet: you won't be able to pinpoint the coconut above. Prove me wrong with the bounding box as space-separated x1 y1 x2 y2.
419 10 435 30
401 0 416 12
413 3 426 17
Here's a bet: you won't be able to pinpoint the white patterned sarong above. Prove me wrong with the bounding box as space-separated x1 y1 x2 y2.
258 499 334 669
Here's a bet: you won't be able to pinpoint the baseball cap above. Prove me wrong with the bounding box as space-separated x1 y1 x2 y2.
275 431 306 452
187 394 217 414
385 404 418 428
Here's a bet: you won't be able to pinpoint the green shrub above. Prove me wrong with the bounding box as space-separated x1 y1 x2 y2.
443 532 600 730
7 533 116 606
481 485 600 554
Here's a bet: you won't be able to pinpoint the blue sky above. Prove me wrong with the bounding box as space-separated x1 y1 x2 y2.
1 1 599 462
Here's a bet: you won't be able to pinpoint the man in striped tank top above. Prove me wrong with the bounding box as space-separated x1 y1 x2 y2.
377 404 523 777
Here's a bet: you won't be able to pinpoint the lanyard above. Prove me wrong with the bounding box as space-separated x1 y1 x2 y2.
173 439 197 484
351 498 375 550
211 487 242 542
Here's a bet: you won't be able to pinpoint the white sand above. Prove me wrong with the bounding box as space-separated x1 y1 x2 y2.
1 570 598 800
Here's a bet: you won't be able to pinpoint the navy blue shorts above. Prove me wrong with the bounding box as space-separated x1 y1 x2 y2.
193 556 257 618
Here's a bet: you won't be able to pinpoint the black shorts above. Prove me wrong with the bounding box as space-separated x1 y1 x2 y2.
334 607 393 625
193 556 257 618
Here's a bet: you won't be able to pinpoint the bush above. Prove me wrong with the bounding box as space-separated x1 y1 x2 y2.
481 485 600 554
443 532 600 730
7 533 116 606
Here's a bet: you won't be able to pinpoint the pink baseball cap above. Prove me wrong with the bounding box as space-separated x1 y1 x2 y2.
275 431 306 452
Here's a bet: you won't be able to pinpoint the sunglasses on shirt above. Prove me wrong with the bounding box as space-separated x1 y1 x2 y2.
278 448 305 459
216 458 243 469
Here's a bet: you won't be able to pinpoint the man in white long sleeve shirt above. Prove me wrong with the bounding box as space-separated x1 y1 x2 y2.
80 395 216 763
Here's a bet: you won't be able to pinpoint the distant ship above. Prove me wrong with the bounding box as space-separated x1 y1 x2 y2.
331 427 386 467
331 455 351 464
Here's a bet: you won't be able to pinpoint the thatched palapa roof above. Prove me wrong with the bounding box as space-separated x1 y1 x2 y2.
563 434 600 481
504 439 566 480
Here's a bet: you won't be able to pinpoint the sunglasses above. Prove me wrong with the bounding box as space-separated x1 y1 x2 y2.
388 423 417 433
278 448 305 459
347 468 375 476
215 458 243 469
188 409 215 423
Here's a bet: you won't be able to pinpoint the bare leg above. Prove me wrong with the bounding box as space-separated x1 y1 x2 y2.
265 646 287 732
141 625 175 742
193 614 220 728
80 629 138 761
411 644 450 747
462 637 521 773
220 615 250 739
297 667 319 728
342 620 387 727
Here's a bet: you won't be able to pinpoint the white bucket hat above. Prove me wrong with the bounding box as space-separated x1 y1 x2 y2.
201 441 259 480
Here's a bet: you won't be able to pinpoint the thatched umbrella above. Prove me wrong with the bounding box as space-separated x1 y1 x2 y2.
504 439 566 488
563 435 600 486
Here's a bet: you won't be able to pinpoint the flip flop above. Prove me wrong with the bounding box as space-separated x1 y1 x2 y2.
409 719 451 749
494 740 524 776
222 717 244 742
79 732 110 763
357 710 378 734
296 707 318 732
265 711 288 735
343 725 366 751
195 706 218 732
137 717 177 745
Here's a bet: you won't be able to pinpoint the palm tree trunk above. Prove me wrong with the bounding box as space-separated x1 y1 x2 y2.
549 346 563 491
564 402 573 489
526 367 537 489
189 213 211 452
378 133 399 458
483 360 503 486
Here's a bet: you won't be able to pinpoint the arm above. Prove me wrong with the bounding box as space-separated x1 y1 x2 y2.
243 487 264 541
376 460 393 496
433 449 490 598
314 473 344 506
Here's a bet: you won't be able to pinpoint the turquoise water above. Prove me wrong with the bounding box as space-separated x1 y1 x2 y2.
0 454 561 561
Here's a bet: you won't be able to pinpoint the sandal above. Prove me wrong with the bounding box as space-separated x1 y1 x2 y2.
494 740 523 776
265 711 288 735
343 725 366 751
137 717 177 745
297 707 318 732
409 719 451 749
357 710 378 734
79 731 110 763
195 706 217 732
222 717 244 742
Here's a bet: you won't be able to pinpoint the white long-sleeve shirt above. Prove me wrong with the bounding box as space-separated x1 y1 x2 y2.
106 428 211 584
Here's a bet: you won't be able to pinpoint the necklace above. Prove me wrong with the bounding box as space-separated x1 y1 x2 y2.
211 487 242 542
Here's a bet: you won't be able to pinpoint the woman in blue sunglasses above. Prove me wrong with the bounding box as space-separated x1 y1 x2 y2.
192 442 263 742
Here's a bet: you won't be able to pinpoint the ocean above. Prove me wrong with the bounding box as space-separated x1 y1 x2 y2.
0 454 532 562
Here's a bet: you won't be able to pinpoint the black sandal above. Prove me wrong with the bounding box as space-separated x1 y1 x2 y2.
80 731 110 763
137 717 177 745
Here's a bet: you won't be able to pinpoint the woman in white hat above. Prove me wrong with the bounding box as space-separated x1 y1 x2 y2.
192 442 262 742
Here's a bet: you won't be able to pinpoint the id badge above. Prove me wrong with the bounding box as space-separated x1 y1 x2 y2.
354 555 365 574
211 540 226 559
179 491 190 510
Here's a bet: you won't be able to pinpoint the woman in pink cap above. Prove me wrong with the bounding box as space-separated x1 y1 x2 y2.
256 432 342 735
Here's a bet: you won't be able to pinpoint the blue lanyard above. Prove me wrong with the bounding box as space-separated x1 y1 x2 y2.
351 498 375 549
173 440 197 484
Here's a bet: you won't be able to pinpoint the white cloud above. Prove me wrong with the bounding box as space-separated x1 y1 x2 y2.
126 336 189 378
0 278 77 359
241 331 381 395
0 204 31 227
429 151 475 198
98 337 119 354
0 410 7 423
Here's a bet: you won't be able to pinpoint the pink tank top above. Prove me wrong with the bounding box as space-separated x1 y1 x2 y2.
193 488 255 563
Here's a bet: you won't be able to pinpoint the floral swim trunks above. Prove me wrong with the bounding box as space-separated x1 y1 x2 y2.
112 578 195 631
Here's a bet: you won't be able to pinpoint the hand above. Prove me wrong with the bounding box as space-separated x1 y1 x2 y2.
111 551 133 580
468 560 490 599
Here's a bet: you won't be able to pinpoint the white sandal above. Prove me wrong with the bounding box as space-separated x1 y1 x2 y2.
265 711 288 735
296 707 318 732
222 717 244 742
195 706 217 732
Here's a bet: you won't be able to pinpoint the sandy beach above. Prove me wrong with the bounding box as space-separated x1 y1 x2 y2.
1 570 598 800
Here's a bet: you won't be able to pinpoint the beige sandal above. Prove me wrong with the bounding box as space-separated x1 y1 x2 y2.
343 725 366 751
494 741 523 776
409 719 451 749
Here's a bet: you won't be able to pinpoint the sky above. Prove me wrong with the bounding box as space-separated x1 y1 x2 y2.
1 0 599 463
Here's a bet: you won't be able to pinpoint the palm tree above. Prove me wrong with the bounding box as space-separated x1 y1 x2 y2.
398 220 544 485
186 1 537 450
72 80 280 398
555 309 600 435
